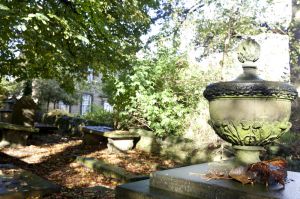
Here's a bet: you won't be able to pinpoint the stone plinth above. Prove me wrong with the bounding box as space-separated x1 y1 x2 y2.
105 130 140 152
82 126 113 145
117 162 300 199
83 127 140 152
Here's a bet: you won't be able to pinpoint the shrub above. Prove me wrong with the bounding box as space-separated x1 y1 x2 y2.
104 47 221 137
42 109 71 125
81 105 113 127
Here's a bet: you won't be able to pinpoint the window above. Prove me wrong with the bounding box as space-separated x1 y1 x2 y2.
58 101 70 113
81 94 92 115
103 99 113 112
87 69 93 82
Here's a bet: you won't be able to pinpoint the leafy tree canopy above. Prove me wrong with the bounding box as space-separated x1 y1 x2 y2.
0 0 158 88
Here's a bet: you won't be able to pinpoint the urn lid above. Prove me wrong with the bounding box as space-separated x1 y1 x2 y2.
203 38 298 101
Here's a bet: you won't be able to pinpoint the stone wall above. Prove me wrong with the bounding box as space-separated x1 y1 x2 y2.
131 129 233 164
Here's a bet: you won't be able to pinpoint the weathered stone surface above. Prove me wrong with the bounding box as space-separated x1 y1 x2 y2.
34 123 58 133
0 122 38 133
0 164 60 198
150 162 300 199
82 126 114 134
103 130 140 139
116 180 195 199
0 110 13 123
82 126 112 145
130 129 232 164
76 157 148 183
83 133 107 145
11 96 37 127
118 161 300 199
108 138 134 151
0 97 16 123
0 122 39 147
130 129 160 154
82 127 139 149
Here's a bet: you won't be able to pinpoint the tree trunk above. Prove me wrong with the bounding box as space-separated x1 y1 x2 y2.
290 0 300 133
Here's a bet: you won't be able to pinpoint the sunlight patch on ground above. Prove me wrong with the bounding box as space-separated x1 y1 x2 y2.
1 140 82 164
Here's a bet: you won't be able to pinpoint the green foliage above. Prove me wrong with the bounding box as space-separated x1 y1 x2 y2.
146 0 276 62
195 1 271 56
34 79 79 110
278 131 300 145
81 105 113 126
290 1 300 82
0 0 158 89
0 78 23 97
23 80 33 96
42 109 71 125
103 0 284 138
104 47 219 136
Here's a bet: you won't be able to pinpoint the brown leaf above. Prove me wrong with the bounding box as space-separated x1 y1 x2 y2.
248 158 287 187
229 166 254 184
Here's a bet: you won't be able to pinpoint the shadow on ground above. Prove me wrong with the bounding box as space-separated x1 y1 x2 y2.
0 133 113 198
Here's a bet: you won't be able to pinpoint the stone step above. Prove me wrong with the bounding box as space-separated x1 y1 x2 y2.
0 164 60 198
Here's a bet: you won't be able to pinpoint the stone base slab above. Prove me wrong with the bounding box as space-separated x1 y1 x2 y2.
117 161 300 199
116 180 195 199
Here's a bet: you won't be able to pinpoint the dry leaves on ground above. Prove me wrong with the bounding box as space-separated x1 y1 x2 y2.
0 133 181 198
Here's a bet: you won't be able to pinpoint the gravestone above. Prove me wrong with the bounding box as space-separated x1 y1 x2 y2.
11 96 37 127
0 96 16 123
0 164 60 198
117 161 300 199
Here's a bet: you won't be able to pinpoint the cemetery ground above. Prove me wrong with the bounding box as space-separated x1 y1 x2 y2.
0 132 181 198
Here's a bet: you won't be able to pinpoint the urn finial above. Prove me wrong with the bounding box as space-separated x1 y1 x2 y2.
237 38 260 67
236 38 261 80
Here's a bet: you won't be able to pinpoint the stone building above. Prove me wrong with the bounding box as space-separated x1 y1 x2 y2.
45 73 113 115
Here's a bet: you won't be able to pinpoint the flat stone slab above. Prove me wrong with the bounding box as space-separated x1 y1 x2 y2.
82 126 113 145
0 164 60 198
104 130 140 139
34 123 58 132
82 126 114 135
117 161 300 199
116 180 195 199
83 126 139 138
0 122 39 133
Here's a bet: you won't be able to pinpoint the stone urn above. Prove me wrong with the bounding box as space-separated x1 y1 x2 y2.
203 38 298 165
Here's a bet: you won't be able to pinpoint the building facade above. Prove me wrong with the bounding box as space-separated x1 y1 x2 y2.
46 73 113 115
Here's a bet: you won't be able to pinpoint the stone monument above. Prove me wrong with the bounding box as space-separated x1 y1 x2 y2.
11 96 37 127
116 39 300 199
203 38 297 165
0 96 16 123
